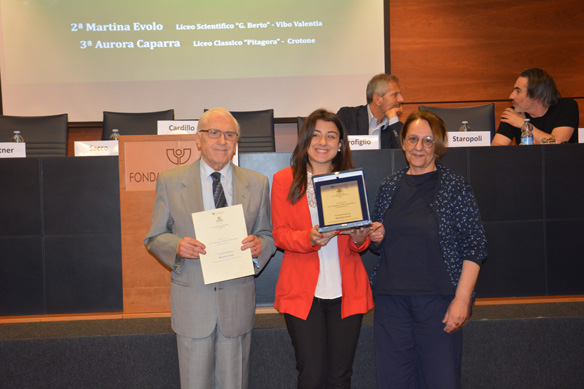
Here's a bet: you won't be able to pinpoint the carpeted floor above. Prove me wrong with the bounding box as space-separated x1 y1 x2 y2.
1 303 583 388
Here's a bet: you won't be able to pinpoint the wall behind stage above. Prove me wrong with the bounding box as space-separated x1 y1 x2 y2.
388 0 584 127
61 0 584 148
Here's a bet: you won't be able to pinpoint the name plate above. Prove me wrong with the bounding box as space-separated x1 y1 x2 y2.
348 135 380 150
157 120 198 135
447 131 491 147
74 140 119 157
579 128 584 144
0 142 26 158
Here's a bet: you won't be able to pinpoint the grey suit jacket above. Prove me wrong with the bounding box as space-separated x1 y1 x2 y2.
144 159 275 339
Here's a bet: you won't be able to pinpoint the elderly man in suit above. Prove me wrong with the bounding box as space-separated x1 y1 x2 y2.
337 73 404 149
144 107 275 388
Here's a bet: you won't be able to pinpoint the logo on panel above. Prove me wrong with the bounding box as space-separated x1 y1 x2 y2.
124 139 200 191
166 148 193 165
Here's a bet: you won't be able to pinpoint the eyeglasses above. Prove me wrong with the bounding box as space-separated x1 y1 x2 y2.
405 135 435 148
199 129 239 141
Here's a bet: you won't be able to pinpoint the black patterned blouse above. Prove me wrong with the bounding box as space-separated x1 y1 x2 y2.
371 164 488 289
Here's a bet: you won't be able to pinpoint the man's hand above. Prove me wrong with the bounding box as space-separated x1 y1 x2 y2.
241 235 262 258
500 107 526 128
385 106 403 120
176 237 206 259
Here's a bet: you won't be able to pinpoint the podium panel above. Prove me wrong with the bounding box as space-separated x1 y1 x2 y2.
118 135 199 314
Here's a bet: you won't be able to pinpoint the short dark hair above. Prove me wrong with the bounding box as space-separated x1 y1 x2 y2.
366 74 400 104
520 68 561 108
288 109 353 203
400 110 448 159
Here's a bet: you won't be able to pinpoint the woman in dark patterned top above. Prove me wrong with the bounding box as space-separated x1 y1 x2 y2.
369 110 487 388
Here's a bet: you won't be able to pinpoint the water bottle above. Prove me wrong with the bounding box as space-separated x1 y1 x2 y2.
520 119 533 145
10 130 24 143
109 129 120 140
459 121 470 132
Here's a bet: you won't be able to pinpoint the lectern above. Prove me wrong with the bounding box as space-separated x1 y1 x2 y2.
118 135 199 314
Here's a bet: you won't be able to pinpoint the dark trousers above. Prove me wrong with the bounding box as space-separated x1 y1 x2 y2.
374 295 462 389
285 297 363 389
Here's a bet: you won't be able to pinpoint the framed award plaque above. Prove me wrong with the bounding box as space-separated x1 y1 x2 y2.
312 168 372 233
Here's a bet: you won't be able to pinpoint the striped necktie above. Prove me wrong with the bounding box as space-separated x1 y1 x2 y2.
211 172 227 208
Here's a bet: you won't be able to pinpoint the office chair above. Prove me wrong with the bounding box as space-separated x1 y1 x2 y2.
230 109 275 152
296 116 306 135
101 109 175 140
418 103 496 140
203 109 275 153
0 114 69 157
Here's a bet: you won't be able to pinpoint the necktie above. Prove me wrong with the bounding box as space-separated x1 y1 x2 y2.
211 172 227 208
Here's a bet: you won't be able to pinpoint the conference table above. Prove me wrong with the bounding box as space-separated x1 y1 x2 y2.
1 144 583 317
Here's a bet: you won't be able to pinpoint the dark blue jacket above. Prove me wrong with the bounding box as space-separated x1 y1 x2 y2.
337 105 402 149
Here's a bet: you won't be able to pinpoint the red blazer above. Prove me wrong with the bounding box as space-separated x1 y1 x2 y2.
271 167 374 320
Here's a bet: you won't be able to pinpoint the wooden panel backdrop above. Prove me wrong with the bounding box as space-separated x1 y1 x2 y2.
390 0 584 125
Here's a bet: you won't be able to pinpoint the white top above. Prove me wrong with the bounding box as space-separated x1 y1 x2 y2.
307 171 342 299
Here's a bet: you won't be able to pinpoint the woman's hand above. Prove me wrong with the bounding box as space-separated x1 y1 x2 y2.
368 222 385 244
309 226 337 247
443 261 480 334
442 296 471 334
340 226 369 246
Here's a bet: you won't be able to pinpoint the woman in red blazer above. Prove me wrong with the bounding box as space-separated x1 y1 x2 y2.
271 109 382 388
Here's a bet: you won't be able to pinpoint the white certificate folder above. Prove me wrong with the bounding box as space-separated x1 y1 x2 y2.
192 204 254 284
312 168 372 233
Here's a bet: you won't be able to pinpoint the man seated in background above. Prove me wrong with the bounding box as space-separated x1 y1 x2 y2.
491 68 579 145
337 73 404 149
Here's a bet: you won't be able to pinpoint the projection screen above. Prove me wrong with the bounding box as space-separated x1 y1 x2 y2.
0 0 386 121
